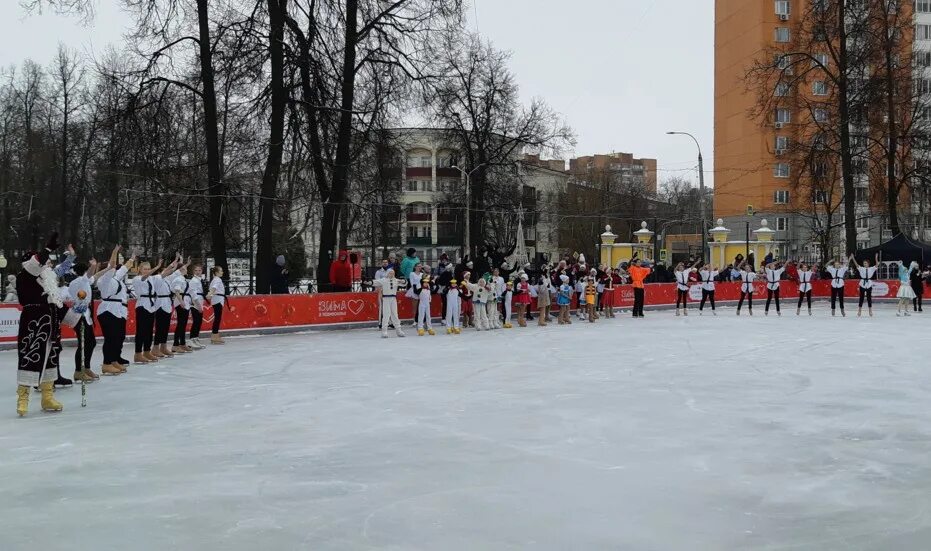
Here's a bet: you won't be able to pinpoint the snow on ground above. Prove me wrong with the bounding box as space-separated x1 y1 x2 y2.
2 303 931 550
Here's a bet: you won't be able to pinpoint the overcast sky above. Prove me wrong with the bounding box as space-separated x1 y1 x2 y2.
1 0 714 187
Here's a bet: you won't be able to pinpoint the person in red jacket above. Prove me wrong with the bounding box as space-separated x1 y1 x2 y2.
329 250 353 292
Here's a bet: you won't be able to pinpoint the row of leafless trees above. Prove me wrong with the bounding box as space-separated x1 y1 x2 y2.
747 0 931 260
9 0 573 288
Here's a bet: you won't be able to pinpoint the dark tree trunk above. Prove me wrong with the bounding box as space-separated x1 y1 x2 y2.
316 0 359 288
836 0 858 255
883 30 900 237
255 0 287 294
197 0 228 276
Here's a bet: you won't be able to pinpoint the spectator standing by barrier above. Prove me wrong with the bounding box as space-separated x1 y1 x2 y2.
329 250 352 292
628 256 651 318
269 255 289 294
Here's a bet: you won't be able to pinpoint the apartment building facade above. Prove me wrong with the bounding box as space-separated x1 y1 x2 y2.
715 0 931 260
568 152 658 195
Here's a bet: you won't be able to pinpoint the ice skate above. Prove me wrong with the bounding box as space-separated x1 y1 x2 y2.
713 311 717 316
40 382 63 413
777 311 781 316
417 329 425 336
682 309 688 316
134 352 149 364
150 348 166 359
160 344 176 357
808 308 812 316
446 327 454 334
796 307 800 316
676 309 680 317
857 309 862 317
54 376 73 389
427 329 436 336
102 363 123 376
869 309 874 317
210 333 226 345
504 322 513 328
841 310 846 317
454 327 461 334
16 385 29 417
396 330 406 337
118 357 131 366
73 370 95 383
171 346 187 354
190 338 205 350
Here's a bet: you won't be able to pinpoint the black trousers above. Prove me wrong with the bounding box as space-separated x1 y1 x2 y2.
154 309 171 345
831 287 845 311
914 292 923 311
190 308 203 338
737 292 753 312
173 306 189 346
74 317 96 374
797 291 812 310
676 289 688 309
212 303 223 334
766 289 781 313
633 288 645 317
859 287 873 308
98 311 126 364
700 289 715 311
135 307 155 353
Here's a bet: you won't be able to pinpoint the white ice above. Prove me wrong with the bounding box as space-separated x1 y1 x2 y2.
2 303 931 550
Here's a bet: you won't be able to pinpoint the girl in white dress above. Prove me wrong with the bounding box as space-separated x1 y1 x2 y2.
896 261 919 317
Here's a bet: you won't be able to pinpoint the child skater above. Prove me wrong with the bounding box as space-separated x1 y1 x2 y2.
826 258 849 317
764 261 786 316
737 262 756 316
503 281 514 328
850 253 878 317
557 274 572 324
537 271 552 326
896 261 919 316
207 265 227 343
674 262 693 316
486 275 502 330
472 277 489 331
601 268 617 318
698 264 718 315
373 267 406 338
445 279 461 334
460 272 475 329
416 274 435 336
575 274 587 322
188 264 207 349
584 276 597 322
514 273 532 327
797 263 814 316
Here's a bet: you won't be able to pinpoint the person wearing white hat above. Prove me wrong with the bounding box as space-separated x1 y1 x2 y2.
513 273 532 327
503 280 514 328
373 268 406 338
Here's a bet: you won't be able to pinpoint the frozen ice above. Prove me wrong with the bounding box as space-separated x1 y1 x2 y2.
3 303 931 550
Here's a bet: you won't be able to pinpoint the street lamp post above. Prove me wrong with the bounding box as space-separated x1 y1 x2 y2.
451 164 486 259
666 131 707 262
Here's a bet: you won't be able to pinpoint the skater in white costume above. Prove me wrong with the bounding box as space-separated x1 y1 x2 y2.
851 253 879 317
896 261 919 316
737 263 757 316
473 279 490 331
416 274 435 336
796 263 814 316
764 262 786 316
373 268 406 338
698 265 718 315
673 263 693 316
445 279 461 334
826 259 849 317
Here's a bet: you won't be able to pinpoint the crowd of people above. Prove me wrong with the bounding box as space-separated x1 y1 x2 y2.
369 247 931 337
13 233 228 417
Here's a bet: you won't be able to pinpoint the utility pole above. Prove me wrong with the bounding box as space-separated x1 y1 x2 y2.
666 131 707 261
248 194 254 295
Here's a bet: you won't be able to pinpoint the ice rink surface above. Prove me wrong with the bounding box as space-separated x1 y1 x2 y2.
3 303 931 550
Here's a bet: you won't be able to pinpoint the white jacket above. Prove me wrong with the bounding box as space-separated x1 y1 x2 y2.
97 266 129 319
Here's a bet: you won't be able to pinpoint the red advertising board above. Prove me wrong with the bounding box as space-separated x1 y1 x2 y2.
0 279 921 344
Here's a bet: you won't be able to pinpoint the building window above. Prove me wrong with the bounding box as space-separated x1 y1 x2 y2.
775 135 789 152
774 164 791 179
918 24 931 41
775 108 791 124
855 216 870 230
775 27 791 42
813 108 828 122
813 190 827 204
418 180 433 192
812 52 829 69
775 1 790 15
775 54 792 73
774 189 790 204
406 180 417 192
775 217 788 231
775 82 791 96
812 81 828 96
918 0 931 13
855 187 869 203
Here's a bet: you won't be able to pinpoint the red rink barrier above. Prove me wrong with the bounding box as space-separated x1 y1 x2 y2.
0 279 923 344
